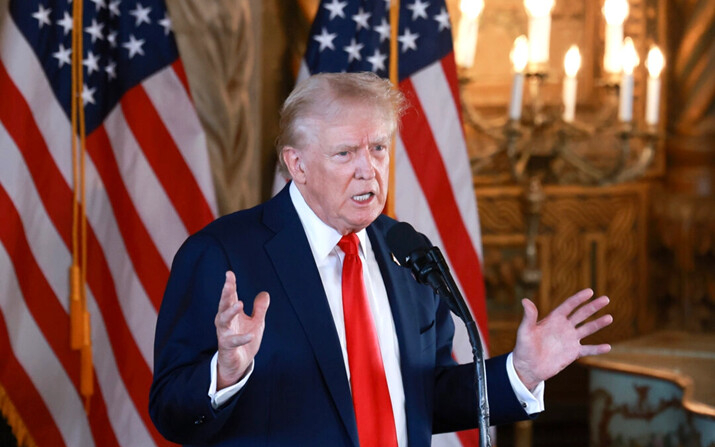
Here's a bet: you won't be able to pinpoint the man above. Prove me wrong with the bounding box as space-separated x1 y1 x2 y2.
149 72 612 446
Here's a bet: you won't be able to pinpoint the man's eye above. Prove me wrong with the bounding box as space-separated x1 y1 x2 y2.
374 145 386 151
336 151 349 157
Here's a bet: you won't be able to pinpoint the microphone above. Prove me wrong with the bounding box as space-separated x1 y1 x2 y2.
386 222 461 317
386 221 492 447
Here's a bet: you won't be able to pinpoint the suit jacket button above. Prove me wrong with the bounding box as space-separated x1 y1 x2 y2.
194 415 206 425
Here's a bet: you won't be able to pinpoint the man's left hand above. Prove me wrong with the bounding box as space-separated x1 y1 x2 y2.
512 288 613 391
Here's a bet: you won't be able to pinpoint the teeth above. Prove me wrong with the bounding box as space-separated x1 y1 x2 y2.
353 193 371 202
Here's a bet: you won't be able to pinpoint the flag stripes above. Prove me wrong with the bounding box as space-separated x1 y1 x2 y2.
0 310 67 447
86 128 170 308
121 86 214 235
398 72 487 336
0 0 216 444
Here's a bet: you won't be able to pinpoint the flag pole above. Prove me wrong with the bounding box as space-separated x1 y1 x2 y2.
70 0 94 413
387 0 400 219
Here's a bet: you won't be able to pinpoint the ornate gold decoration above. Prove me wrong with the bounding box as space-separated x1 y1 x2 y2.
479 182 651 354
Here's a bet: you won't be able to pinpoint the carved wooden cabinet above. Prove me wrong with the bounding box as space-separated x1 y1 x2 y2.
476 182 654 357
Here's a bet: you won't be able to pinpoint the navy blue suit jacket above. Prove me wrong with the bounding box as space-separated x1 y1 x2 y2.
149 185 530 446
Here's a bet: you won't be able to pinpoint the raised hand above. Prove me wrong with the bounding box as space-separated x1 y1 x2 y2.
214 271 270 390
512 288 612 391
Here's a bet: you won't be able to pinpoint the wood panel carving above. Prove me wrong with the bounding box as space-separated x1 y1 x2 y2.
651 192 715 332
477 182 653 355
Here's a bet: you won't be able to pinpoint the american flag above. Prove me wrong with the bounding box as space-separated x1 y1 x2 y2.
0 0 216 446
292 1 489 445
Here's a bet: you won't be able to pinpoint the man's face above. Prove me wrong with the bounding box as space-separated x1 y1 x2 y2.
285 101 392 235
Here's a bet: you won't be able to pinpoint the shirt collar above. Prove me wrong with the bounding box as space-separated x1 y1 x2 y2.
289 182 368 262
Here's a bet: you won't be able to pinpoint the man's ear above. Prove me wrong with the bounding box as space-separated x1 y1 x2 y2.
282 147 307 184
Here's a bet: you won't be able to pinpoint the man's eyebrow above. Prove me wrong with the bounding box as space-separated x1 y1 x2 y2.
334 143 359 151
370 136 390 145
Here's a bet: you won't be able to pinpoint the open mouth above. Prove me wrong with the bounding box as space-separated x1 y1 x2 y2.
352 192 374 202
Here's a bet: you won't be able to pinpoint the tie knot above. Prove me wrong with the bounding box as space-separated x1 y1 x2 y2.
338 233 360 256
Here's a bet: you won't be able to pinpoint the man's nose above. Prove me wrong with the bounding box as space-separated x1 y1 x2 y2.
354 147 376 179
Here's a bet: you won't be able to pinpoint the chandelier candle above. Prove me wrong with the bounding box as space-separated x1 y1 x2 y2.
509 35 529 120
562 45 581 122
456 0 484 68
603 0 629 76
618 37 639 122
645 46 665 126
524 0 554 69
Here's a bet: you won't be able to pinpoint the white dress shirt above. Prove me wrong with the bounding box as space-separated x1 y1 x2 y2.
208 183 544 444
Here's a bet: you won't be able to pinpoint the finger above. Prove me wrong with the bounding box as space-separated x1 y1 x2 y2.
519 298 538 331
569 295 609 325
216 300 244 330
554 288 594 317
576 314 613 339
251 292 270 321
217 271 238 314
579 343 611 358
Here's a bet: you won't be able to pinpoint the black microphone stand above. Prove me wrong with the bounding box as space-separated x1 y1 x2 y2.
413 247 491 447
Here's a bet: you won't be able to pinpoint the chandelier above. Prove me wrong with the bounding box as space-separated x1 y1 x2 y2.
454 0 665 295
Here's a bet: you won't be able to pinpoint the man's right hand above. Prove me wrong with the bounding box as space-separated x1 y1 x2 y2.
214 271 270 390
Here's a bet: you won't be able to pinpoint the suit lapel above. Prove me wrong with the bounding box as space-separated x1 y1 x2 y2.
367 222 427 442
263 186 359 447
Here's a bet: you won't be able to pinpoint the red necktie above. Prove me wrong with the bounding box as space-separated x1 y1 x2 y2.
338 233 398 447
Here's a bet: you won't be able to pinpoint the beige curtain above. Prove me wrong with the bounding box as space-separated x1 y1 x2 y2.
167 0 262 215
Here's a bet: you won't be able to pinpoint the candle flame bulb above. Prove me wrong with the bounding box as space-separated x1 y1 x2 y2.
564 45 581 77
511 35 529 73
621 37 639 75
646 45 665 78
603 0 629 25
524 0 555 17
460 0 484 20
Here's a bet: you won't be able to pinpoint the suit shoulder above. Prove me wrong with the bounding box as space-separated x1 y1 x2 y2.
176 202 266 255
371 213 399 234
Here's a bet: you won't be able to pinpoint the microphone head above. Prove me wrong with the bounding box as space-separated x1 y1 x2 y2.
386 221 430 265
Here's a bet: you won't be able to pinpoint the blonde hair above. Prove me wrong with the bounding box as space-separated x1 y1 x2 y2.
276 72 407 176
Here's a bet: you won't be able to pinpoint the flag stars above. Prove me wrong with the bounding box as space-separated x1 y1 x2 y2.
129 3 151 27
108 0 121 17
434 7 451 31
159 14 172 35
105 61 117 80
85 18 105 43
352 7 372 31
107 31 118 48
343 38 364 63
366 49 387 72
122 34 145 58
323 0 347 20
81 83 96 105
32 4 52 29
52 43 72 68
83 50 101 75
313 27 337 52
398 28 419 52
57 11 73 35
89 0 106 11
374 18 390 43
406 0 430 21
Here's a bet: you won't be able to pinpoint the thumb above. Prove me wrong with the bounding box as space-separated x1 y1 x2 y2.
252 291 270 321
519 298 538 330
